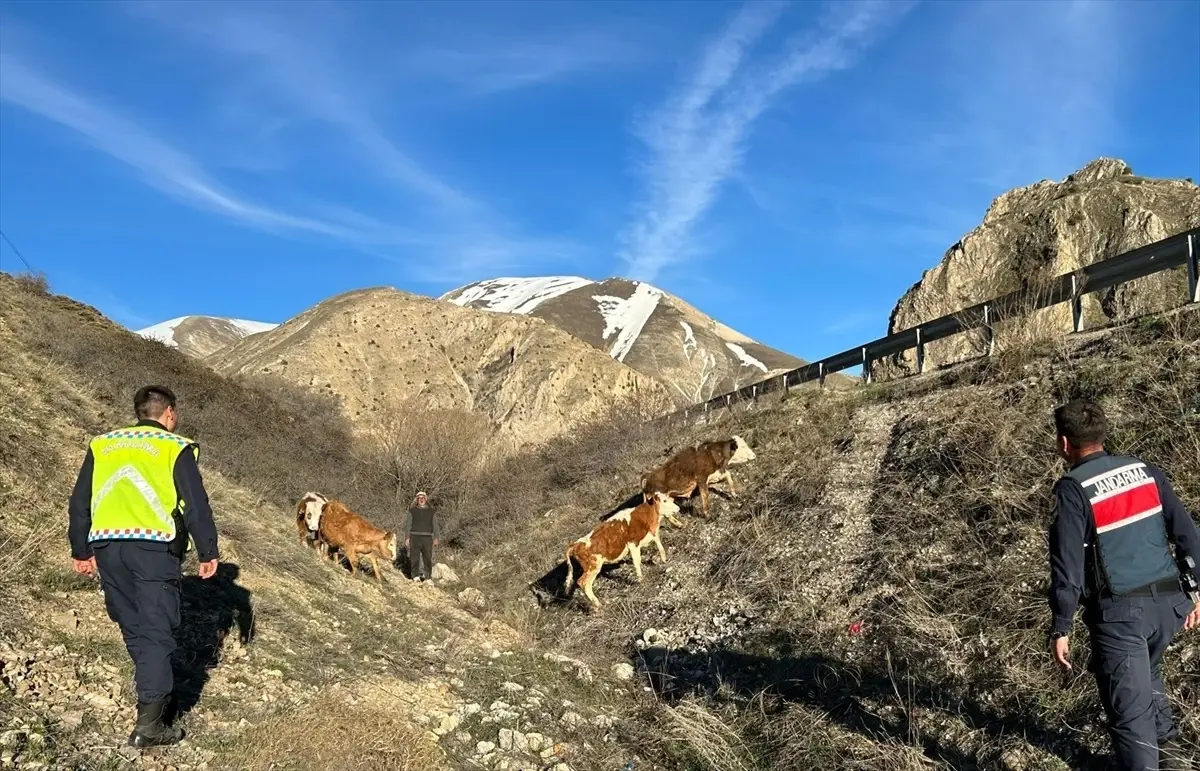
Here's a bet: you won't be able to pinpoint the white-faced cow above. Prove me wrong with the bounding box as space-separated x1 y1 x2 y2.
563 491 680 611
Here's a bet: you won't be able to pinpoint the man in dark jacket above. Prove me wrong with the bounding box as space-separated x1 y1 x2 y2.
404 491 439 581
1047 399 1199 771
69 385 219 748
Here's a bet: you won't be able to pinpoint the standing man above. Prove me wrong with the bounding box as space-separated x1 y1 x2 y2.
404 491 439 582
68 385 219 748
1047 399 1199 771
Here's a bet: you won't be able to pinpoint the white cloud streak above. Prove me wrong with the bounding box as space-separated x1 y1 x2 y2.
125 2 476 215
619 1 913 281
0 49 372 241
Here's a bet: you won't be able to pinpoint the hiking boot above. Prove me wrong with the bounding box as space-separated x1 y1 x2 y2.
128 699 184 748
1160 740 1191 771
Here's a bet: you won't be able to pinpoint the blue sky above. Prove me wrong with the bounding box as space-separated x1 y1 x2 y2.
1 0 1197 362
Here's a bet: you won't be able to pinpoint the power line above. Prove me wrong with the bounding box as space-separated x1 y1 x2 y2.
0 229 38 274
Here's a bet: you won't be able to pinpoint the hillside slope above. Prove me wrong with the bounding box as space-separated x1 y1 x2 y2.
885 158 1200 375
442 277 806 403
137 315 278 358
452 305 1200 771
206 286 671 451
0 273 679 771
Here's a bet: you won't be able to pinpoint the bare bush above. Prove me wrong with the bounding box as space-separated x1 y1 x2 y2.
11 271 49 295
363 402 492 511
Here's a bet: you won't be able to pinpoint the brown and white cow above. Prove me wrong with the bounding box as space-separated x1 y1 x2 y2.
563 491 680 611
640 435 756 521
304 497 398 586
295 492 328 553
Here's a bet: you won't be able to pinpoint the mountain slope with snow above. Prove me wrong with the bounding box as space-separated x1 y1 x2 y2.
136 315 278 358
442 276 806 404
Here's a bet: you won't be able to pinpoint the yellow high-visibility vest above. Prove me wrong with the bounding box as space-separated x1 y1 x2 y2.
88 426 198 544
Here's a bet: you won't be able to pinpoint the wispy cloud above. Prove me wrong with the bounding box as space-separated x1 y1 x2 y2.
410 35 642 96
126 2 476 215
619 1 913 282
0 48 371 241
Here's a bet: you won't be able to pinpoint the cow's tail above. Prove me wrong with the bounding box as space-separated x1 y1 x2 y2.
562 544 576 596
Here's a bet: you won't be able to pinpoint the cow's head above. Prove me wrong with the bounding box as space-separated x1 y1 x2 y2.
380 532 398 562
650 490 681 519
299 492 328 532
728 435 756 465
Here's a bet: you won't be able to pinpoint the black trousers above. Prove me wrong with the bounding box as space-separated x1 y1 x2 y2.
93 541 181 704
1083 588 1194 770
409 535 434 579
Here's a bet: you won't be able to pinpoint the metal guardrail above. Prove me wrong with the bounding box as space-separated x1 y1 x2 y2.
676 227 1200 421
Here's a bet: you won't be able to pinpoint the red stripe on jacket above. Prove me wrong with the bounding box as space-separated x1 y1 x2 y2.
1091 481 1162 531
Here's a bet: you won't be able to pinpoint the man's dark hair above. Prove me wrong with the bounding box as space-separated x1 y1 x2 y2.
134 385 177 421
1054 399 1108 448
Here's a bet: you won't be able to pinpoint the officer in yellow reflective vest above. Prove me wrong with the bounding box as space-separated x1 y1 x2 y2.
68 385 219 748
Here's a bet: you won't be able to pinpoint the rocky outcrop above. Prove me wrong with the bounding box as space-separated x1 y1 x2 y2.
884 158 1199 375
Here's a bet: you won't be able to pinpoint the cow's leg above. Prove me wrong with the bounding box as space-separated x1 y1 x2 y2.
346 551 358 577
699 481 711 519
725 469 737 498
630 544 644 582
580 557 603 611
653 533 668 564
369 555 383 586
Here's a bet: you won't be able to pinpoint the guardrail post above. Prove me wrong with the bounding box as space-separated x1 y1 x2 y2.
861 347 872 385
982 304 995 356
818 362 826 388
915 328 926 374
1188 233 1198 304
751 385 757 401
1070 274 1084 332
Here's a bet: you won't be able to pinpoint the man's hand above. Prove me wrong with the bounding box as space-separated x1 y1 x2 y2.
1185 603 1200 632
433 539 439 547
72 557 96 577
198 560 218 580
404 538 410 548
1052 635 1072 670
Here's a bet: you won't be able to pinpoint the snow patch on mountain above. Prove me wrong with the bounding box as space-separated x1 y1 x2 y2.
679 321 697 360
593 282 663 363
137 317 189 347
725 342 768 372
443 276 593 314
136 316 278 348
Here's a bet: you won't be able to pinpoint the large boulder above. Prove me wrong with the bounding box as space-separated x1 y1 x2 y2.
883 158 1199 376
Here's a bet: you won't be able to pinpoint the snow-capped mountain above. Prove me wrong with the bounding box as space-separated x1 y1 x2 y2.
137 316 278 358
442 276 805 405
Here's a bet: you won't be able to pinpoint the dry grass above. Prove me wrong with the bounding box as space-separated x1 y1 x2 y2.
461 307 1199 770
230 699 444 771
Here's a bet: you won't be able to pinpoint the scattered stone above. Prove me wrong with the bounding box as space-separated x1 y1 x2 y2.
434 713 461 736
431 564 460 584
51 611 79 633
458 588 486 609
501 682 525 693
611 663 635 681
476 740 496 756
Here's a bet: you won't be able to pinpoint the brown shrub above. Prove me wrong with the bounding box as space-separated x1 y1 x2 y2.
363 402 492 514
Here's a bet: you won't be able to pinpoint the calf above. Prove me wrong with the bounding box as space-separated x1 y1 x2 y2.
563 491 680 611
306 499 398 586
640 435 756 520
295 492 328 553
